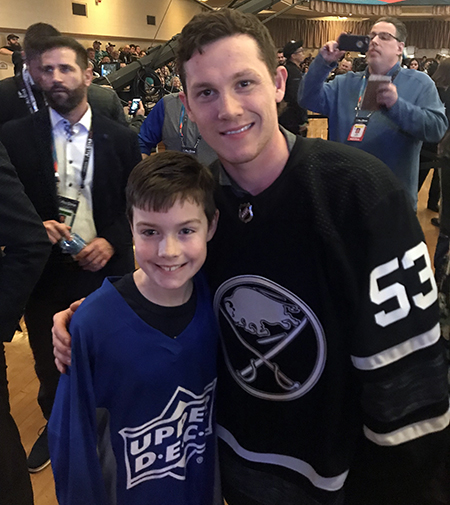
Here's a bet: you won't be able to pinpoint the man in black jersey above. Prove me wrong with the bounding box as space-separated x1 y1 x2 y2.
53 10 450 505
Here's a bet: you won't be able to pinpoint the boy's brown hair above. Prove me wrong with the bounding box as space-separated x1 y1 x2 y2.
176 9 277 92
126 151 216 224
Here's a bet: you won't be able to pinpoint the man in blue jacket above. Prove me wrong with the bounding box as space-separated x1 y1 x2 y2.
299 17 447 207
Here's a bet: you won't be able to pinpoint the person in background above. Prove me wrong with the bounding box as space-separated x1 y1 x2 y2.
0 34 23 74
1 35 141 475
277 48 286 65
0 23 127 128
299 16 448 207
279 40 309 136
0 141 51 505
408 58 421 70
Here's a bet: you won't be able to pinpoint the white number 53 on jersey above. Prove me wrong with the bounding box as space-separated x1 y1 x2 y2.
370 242 438 327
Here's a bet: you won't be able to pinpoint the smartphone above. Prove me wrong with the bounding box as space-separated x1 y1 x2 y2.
338 34 370 53
129 98 140 116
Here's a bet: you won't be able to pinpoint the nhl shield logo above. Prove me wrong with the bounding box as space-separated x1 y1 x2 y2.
214 276 326 401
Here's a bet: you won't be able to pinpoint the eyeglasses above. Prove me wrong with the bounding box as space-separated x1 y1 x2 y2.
368 32 401 42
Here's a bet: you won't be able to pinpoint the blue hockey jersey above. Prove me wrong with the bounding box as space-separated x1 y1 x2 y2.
48 272 218 505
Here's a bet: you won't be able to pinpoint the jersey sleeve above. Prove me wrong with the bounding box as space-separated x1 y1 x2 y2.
138 98 165 155
348 186 450 503
48 317 110 505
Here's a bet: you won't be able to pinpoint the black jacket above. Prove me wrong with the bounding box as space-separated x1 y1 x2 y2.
0 108 141 277
0 141 50 341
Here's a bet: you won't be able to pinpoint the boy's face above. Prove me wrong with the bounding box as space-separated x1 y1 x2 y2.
131 199 218 306
180 34 286 172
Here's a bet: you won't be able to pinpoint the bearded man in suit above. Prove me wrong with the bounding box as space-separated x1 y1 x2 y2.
0 35 141 473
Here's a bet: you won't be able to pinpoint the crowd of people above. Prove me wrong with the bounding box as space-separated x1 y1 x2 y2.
1 11 450 505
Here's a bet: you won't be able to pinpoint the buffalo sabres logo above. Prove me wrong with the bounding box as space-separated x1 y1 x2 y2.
214 276 326 401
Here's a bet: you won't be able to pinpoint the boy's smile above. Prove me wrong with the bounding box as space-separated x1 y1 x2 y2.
132 199 217 307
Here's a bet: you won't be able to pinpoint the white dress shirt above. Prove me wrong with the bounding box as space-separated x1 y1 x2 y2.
50 106 97 243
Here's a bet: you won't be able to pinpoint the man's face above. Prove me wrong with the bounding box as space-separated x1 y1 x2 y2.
290 47 305 66
124 45 130 54
40 47 92 115
87 49 95 60
180 35 286 171
367 22 404 70
277 52 286 65
339 60 352 72
8 37 19 47
93 42 100 51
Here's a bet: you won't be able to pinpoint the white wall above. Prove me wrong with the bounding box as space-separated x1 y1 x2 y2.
0 0 204 47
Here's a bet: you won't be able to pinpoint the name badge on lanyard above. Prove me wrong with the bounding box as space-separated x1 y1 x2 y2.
348 117 369 142
58 195 79 225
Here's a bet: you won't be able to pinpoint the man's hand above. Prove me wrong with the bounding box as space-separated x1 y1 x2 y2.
74 237 114 272
376 81 398 109
319 40 345 65
43 220 71 244
52 299 84 373
124 100 145 117
136 100 145 117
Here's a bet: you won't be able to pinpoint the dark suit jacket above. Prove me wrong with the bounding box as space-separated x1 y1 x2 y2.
0 108 141 283
279 60 308 132
0 74 127 127
0 142 51 342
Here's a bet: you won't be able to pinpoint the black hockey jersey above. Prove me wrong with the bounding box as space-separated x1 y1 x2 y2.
206 136 450 505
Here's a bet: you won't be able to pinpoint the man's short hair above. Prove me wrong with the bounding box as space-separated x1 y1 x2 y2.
176 9 277 92
23 23 61 60
374 17 407 43
39 36 89 70
126 151 216 225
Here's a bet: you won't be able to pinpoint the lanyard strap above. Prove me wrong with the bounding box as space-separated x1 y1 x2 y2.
179 105 201 151
18 68 40 114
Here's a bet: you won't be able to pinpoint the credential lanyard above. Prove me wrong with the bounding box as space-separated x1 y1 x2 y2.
179 105 201 155
19 69 40 114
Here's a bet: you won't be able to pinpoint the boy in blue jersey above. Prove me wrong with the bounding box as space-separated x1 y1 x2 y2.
48 151 219 505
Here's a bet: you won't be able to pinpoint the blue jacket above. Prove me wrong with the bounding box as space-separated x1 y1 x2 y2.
299 54 448 205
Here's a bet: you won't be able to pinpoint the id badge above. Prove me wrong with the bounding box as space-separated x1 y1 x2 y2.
58 195 79 225
347 117 369 142
182 147 197 155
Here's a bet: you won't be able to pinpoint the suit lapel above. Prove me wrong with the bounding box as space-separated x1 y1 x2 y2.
32 109 59 215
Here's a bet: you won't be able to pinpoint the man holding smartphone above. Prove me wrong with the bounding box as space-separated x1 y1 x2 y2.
299 17 447 207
